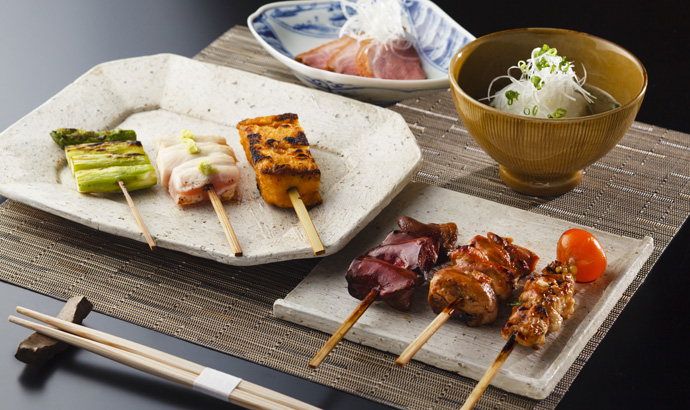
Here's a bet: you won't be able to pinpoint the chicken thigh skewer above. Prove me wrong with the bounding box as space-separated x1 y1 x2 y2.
460 260 577 410
396 233 538 366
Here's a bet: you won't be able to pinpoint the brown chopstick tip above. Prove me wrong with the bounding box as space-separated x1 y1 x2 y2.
14 296 93 365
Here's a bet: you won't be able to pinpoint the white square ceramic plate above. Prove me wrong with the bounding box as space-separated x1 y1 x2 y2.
274 183 653 399
0 54 422 265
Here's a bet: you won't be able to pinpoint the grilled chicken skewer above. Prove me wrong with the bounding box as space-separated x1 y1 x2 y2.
309 216 457 368
236 114 325 255
460 260 577 410
155 130 242 256
396 233 538 366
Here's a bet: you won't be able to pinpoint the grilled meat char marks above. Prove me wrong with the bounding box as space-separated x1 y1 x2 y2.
237 113 321 208
502 260 576 346
428 267 498 326
346 217 458 311
428 233 539 327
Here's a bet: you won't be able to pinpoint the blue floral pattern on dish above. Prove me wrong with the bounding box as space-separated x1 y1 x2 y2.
252 0 471 72
248 0 475 104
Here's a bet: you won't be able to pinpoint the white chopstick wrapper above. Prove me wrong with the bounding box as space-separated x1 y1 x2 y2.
193 367 242 400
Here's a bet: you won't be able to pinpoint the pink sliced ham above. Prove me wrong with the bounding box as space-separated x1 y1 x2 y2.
327 37 359 75
356 40 426 80
295 36 355 70
296 36 426 80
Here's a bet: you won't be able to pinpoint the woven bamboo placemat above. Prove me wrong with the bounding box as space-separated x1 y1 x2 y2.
2 26 690 409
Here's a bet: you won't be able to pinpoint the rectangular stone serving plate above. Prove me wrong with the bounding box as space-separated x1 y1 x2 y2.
274 183 654 399
0 54 421 266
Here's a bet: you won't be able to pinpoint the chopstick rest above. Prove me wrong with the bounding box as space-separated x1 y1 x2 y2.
193 367 242 401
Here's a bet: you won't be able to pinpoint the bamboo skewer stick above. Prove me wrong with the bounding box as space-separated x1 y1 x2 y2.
288 187 324 256
395 298 461 366
206 185 243 256
459 333 517 410
308 288 379 368
10 307 322 410
118 180 156 250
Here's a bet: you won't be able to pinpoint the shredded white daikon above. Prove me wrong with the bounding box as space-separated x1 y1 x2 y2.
339 0 414 47
486 45 595 118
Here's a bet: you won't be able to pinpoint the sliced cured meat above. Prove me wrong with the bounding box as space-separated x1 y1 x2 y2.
355 40 426 80
295 36 355 70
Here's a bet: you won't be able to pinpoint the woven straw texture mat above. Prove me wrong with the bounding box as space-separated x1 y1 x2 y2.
2 26 690 410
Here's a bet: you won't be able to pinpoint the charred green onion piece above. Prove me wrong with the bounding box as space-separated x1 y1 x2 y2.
74 164 157 193
65 141 147 173
50 128 136 148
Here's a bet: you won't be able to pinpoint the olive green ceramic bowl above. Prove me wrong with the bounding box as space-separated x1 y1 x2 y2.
449 28 647 196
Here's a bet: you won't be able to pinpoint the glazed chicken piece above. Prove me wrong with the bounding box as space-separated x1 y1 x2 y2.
449 245 515 301
428 267 498 326
427 233 539 327
236 113 322 208
469 233 539 279
345 217 458 311
502 260 576 346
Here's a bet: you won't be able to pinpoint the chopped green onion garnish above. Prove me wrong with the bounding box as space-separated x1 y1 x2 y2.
505 90 519 105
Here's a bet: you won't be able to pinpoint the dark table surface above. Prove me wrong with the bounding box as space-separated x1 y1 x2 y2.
1 1 688 409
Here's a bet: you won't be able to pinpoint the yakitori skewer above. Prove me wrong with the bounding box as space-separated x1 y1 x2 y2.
395 233 539 367
288 187 324 255
459 260 578 409
236 114 325 255
309 216 457 368
206 185 242 256
118 181 156 250
309 288 378 368
155 130 243 256
459 334 517 410
54 129 158 250
394 299 460 366
460 229 607 408
10 306 321 410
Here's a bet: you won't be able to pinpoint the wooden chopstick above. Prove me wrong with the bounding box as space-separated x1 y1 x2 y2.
10 307 321 410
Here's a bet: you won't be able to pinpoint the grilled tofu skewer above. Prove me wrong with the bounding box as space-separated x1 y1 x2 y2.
460 261 576 410
396 233 538 366
236 114 324 255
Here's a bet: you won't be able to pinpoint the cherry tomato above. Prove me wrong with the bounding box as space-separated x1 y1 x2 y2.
556 228 607 283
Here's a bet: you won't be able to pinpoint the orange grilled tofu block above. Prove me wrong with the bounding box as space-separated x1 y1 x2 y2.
236 113 322 208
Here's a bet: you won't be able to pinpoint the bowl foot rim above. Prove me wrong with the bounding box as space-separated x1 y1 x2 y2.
498 166 583 196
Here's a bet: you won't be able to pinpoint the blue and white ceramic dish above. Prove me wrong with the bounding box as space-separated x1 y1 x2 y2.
248 0 475 105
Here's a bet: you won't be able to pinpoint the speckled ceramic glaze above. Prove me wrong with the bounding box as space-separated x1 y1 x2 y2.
449 28 647 196
0 54 422 265
274 183 653 399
